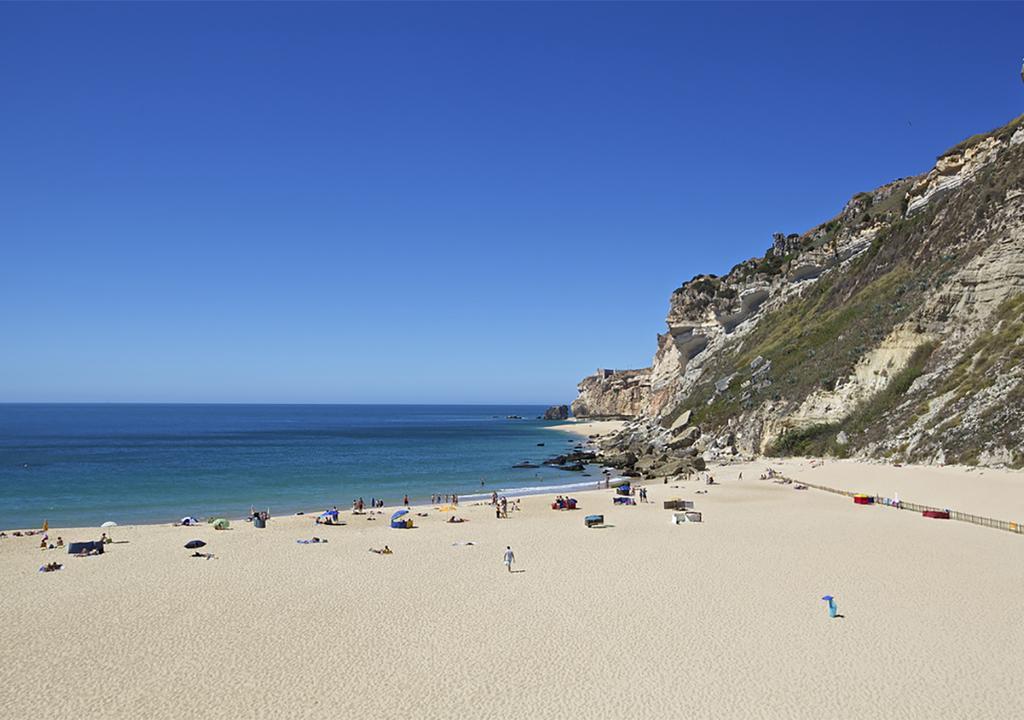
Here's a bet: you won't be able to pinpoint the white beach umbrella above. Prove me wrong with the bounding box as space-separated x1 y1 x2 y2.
100 521 117 528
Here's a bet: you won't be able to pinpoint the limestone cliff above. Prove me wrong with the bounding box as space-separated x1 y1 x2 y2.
575 114 1024 471
571 369 651 418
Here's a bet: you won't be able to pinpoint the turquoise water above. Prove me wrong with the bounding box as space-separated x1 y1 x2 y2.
0 404 599 529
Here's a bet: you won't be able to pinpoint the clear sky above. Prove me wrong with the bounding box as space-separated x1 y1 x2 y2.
2 2 1022 404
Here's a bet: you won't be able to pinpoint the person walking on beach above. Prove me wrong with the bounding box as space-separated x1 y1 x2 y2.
403 494 409 507
503 546 515 573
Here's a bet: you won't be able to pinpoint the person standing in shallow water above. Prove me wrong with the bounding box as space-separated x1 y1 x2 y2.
503 546 515 573
403 494 409 506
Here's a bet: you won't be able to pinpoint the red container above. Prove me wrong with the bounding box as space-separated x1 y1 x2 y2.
853 495 873 505
922 510 950 519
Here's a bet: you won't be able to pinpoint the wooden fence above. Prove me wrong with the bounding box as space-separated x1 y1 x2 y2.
786 479 1023 535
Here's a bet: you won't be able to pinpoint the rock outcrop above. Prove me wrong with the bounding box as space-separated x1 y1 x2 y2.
571 369 650 418
575 114 1024 469
542 405 570 421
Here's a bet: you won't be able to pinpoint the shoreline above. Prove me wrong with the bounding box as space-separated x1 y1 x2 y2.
1 422 623 535
3 457 1022 718
545 418 626 438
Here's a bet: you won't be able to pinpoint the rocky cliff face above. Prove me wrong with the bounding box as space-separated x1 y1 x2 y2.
571 369 651 418
542 405 570 421
575 114 1024 471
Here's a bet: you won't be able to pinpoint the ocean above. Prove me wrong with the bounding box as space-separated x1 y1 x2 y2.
0 404 602 529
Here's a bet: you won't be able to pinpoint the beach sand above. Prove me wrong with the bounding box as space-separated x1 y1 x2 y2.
546 418 626 438
743 456 1024 520
2 453 1022 719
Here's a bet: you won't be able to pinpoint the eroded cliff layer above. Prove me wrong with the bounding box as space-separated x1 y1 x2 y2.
572 369 651 418
576 114 1024 470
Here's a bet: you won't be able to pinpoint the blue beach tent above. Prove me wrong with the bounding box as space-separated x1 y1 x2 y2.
390 509 412 529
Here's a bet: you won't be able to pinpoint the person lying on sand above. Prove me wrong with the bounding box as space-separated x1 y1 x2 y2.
447 516 467 523
39 562 63 572
191 551 216 559
369 546 392 554
296 537 327 544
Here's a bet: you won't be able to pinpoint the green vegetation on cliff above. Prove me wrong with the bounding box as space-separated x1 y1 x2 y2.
765 341 937 457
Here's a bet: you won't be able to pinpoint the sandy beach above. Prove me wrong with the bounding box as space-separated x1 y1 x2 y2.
546 418 627 438
2 445 1023 719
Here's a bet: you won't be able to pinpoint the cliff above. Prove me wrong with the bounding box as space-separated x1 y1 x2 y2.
575 114 1024 471
572 369 651 418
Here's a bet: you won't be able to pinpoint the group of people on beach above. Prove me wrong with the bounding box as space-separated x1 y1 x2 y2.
39 535 64 550
490 493 520 519
429 493 459 506
351 498 384 513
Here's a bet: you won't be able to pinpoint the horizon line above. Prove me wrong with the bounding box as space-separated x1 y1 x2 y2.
0 400 574 407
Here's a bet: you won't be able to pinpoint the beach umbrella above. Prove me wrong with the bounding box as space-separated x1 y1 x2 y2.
101 521 117 528
390 509 409 522
185 540 206 549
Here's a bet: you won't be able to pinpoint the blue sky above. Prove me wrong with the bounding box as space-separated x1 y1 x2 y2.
2 2 1022 403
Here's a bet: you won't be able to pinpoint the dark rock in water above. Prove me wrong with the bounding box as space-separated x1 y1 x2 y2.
542 405 570 421
623 470 641 477
537 443 545 446
558 463 585 472
543 450 598 466
513 462 540 469
506 415 523 420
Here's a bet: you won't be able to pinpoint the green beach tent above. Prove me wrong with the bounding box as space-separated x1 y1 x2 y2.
212 518 230 530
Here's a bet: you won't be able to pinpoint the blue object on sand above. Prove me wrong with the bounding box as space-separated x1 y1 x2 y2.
390 509 409 522
822 595 837 617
